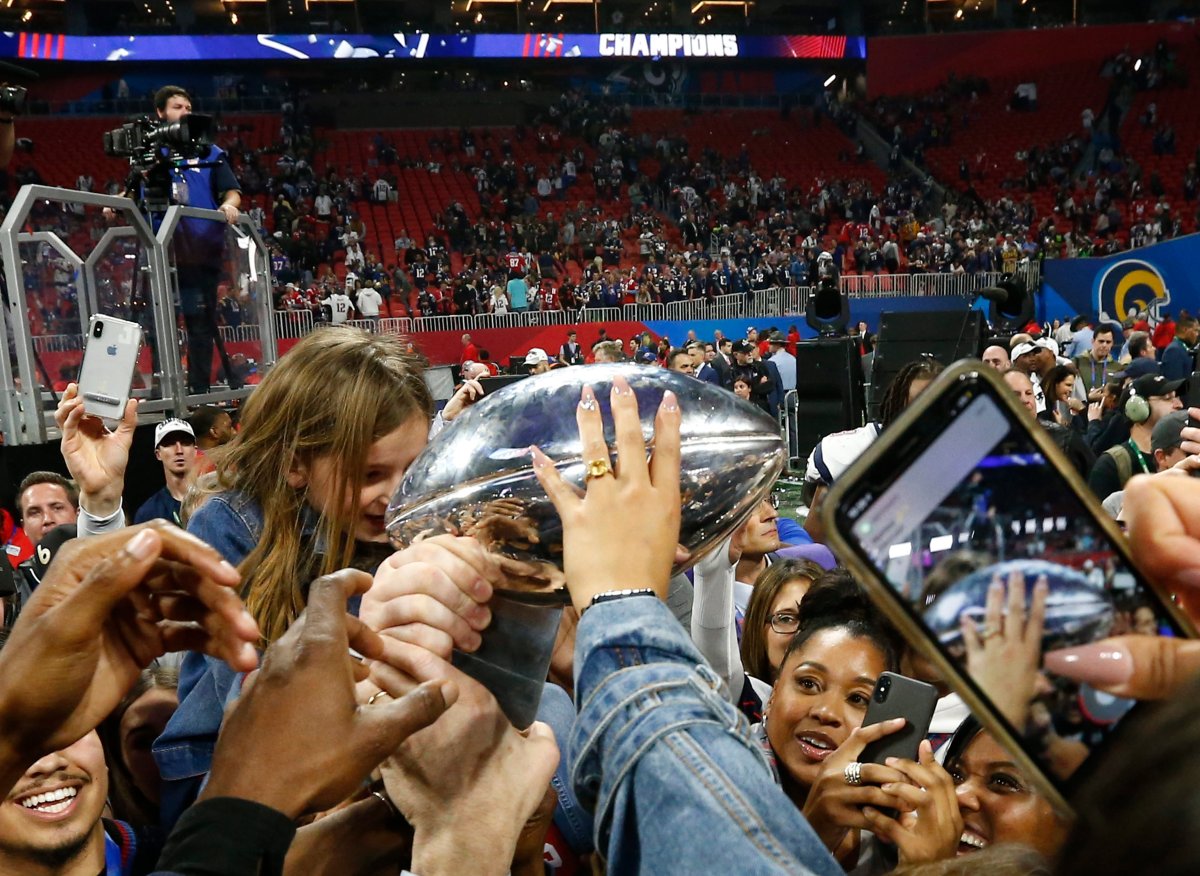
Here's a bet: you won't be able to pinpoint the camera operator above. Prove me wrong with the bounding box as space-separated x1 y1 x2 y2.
0 104 14 170
0 78 26 170
107 85 242 395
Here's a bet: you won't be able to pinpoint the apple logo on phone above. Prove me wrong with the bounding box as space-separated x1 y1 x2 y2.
106 345 118 356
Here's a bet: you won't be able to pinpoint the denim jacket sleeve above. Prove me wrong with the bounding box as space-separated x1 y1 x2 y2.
571 596 842 876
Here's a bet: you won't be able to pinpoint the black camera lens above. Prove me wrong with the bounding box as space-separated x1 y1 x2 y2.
93 320 104 338
875 677 890 702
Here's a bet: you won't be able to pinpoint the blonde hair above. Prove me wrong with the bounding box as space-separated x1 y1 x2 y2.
214 327 431 643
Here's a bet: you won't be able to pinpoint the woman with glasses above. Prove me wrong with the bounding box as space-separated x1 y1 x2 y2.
740 558 826 694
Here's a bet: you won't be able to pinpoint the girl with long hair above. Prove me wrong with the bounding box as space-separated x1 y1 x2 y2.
154 327 493 827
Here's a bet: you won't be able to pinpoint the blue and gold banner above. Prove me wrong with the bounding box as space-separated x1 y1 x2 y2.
1041 236 1199 324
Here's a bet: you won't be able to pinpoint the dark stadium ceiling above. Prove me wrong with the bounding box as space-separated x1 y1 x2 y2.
0 0 1171 37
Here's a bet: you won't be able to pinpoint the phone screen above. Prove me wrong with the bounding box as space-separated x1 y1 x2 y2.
832 369 1187 797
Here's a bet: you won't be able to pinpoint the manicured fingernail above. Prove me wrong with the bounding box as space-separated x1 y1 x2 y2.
612 377 633 397
529 445 547 469
1044 642 1132 686
661 390 679 412
1174 568 1200 590
579 385 597 411
126 529 156 560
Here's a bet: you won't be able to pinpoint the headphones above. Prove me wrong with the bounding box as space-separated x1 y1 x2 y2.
1124 386 1151 424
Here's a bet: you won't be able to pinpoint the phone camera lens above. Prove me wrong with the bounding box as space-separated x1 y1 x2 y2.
93 321 104 338
876 678 890 702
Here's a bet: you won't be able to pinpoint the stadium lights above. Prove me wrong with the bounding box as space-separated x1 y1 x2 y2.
542 0 595 12
823 74 836 86
691 0 754 13
463 0 520 9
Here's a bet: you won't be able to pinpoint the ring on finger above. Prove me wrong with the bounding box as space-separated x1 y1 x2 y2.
584 457 613 481
976 624 1001 641
844 762 863 786
367 690 391 706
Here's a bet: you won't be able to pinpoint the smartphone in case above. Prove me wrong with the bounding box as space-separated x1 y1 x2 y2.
78 315 142 423
858 672 939 765
822 360 1194 817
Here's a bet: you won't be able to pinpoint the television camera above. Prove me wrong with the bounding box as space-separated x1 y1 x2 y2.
103 113 217 212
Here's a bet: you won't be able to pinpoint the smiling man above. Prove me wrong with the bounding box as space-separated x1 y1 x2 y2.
0 731 136 876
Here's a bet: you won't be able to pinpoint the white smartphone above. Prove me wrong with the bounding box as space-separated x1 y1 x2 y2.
78 315 143 422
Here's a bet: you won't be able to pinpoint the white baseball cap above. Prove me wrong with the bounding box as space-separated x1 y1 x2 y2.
524 348 549 365
155 418 195 447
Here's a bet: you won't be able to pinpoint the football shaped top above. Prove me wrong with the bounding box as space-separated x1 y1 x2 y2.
387 363 785 594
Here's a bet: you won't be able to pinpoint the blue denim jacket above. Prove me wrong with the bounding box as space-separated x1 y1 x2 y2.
571 595 842 875
153 492 263 829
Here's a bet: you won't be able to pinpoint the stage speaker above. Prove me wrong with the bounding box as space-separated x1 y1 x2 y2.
787 337 866 466
868 309 984 420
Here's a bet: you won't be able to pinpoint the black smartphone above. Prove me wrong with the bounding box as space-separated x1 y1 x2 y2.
1184 369 1200 437
858 672 939 765
823 360 1194 816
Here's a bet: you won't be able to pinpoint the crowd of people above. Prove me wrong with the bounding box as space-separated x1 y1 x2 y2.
13 64 1199 359
9 44 1200 876
970 308 1200 511
3 308 1200 874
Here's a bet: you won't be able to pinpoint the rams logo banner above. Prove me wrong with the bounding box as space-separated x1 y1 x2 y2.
1093 259 1171 326
1042 238 1200 327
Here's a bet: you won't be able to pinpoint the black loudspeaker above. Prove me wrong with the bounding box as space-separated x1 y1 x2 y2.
868 309 984 419
788 337 866 465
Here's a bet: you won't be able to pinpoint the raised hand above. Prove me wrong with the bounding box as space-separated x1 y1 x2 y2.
0 522 257 792
530 375 681 613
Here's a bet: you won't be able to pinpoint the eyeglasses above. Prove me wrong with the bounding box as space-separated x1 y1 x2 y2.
767 610 801 635
766 493 780 510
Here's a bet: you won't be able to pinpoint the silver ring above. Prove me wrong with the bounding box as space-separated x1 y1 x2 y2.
844 762 863 786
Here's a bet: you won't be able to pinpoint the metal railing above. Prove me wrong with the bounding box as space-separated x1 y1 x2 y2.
218 324 263 344
273 309 315 340
3 186 276 445
32 334 86 354
838 265 1042 299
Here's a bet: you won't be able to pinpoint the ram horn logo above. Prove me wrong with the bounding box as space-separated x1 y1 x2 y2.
1094 259 1170 326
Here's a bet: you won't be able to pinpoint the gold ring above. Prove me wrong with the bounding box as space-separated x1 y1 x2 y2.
367 690 391 706
584 457 613 481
